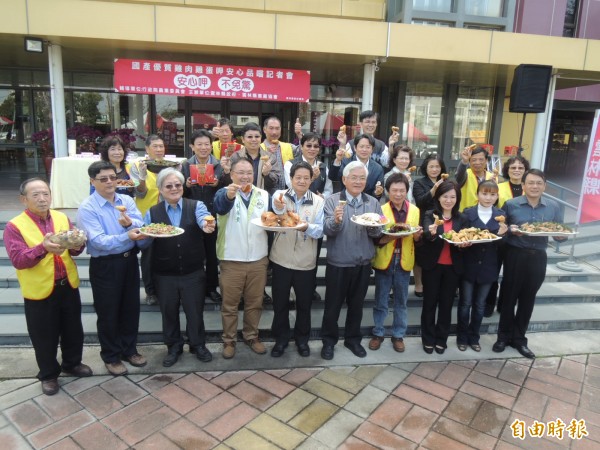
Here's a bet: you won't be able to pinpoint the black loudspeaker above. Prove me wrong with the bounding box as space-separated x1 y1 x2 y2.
509 64 552 113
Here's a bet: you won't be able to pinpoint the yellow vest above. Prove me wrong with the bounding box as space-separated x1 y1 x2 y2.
10 211 80 300
372 201 420 272
212 141 222 160
260 141 294 164
133 161 159 215
459 168 494 212
498 181 514 208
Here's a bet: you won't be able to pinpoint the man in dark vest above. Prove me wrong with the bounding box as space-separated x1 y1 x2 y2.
137 168 216 367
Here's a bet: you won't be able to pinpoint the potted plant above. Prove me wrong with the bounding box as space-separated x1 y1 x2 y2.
67 125 102 153
31 128 54 176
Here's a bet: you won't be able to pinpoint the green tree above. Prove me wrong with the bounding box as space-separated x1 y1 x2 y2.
73 92 102 125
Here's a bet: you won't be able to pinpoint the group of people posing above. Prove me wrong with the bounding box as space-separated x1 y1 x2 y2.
7 111 566 397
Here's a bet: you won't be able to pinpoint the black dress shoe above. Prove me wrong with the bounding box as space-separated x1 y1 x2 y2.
208 291 222 303
297 343 310 357
344 342 367 358
271 342 288 358
163 351 182 367
41 378 59 396
263 291 273 305
195 346 213 362
511 343 535 359
492 340 507 353
321 344 334 360
312 290 322 302
483 303 495 318
434 345 446 355
414 290 423 298
423 345 434 354
62 363 93 377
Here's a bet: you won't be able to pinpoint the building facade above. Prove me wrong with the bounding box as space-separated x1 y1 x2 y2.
1 0 599 189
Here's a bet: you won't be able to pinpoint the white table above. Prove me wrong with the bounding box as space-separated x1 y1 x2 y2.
50 156 99 209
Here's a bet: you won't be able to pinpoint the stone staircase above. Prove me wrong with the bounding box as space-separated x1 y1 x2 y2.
1 210 600 346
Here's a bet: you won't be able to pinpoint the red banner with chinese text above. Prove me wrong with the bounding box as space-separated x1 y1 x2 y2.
114 59 310 103
577 110 600 224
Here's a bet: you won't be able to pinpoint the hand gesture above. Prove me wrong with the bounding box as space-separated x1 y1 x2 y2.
273 192 286 210
202 220 216 234
498 222 508 236
227 183 241 200
374 181 384 197
118 211 132 228
388 130 399 147
461 145 473 164
431 178 444 195
428 223 438 236
312 164 321 181
186 177 193 188
212 126 221 139
261 159 272 176
221 156 231 174
43 233 65 255
294 118 303 138
335 148 345 162
413 226 423 242
337 128 347 147
509 224 523 236
138 162 148 181
334 204 344 224
127 228 147 241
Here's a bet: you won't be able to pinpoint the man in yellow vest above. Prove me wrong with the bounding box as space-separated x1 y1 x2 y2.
456 145 494 211
369 173 422 353
261 116 302 195
5 178 92 395
130 135 167 305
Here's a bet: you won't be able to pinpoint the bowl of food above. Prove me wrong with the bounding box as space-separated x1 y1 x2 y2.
141 159 180 174
48 228 87 249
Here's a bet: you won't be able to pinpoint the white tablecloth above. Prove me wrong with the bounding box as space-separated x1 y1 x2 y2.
50 157 99 209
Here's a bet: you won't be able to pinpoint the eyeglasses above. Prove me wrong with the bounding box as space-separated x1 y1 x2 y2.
164 183 183 190
94 175 118 183
304 144 320 149
347 176 367 182
232 171 253 176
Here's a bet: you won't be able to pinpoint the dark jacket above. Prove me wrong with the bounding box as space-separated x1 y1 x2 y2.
417 209 468 274
413 177 437 217
149 198 205 276
462 205 505 284
181 154 223 214
328 158 385 199
291 154 327 195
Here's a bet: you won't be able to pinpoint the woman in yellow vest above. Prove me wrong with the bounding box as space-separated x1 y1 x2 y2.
370 173 423 353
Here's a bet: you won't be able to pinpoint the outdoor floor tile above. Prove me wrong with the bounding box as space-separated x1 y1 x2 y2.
343 385 388 419
73 386 124 419
203 402 260 441
4 400 52 435
264 369 290 378
413 361 448 380
498 360 530 386
421 431 475 450
61 376 112 396
288 398 339 435
175 373 224 402
513 388 549 418
443 391 483 424
151 383 202 415
224 428 280 450
211 370 256 390
393 404 438 444
281 368 323 387
558 358 586 383
392 384 448 414
0 379 37 397
34 390 83 421
338 435 380 450
228 381 279 411
28 410 95 449
0 425 41 450
246 413 306 449
138 373 185 393
579 384 600 413
466 370 521 397
460 380 516 409
116 406 180 446
528 367 582 393
317 368 366 394
195 370 222 380
435 362 472 389
474 359 505 377
532 357 562 374
161 417 219 449
134 432 181 450
266 388 316 423
101 396 163 432
0 382 45 411
369 366 410 392
470 401 511 437
70 422 128 450
185 391 241 427
404 373 457 401
45 437 81 450
433 416 498 449
301 378 353 407
524 378 580 405
367 395 412 431
310 409 363 449
354 420 416 449
246 371 295 398
584 365 600 389
349 365 386 383
100 377 147 405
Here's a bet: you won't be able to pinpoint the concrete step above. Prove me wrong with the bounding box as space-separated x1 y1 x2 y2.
1 301 599 345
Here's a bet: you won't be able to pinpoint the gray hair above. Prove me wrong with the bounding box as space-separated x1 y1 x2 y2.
156 167 184 189
342 161 369 178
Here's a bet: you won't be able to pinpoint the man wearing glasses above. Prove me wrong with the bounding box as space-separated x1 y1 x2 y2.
214 158 270 359
77 161 147 376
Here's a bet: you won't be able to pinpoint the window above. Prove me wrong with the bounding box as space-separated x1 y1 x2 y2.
403 83 443 158
411 19 453 26
563 0 578 37
464 0 504 18
412 0 453 13
452 86 494 160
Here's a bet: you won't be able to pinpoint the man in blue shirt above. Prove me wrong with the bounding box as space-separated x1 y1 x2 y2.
493 169 567 359
77 161 147 376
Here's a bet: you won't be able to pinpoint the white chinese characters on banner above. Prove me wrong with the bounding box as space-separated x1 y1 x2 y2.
577 110 600 224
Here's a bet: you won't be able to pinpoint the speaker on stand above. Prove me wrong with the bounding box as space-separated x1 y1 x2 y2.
509 64 553 155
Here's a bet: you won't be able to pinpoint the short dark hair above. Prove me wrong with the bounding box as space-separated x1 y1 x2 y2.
354 133 375 148
263 116 281 128
145 134 163 147
385 172 409 193
218 117 233 129
523 168 546 183
390 144 414 167
433 180 461 217
88 160 116 178
300 132 321 146
99 136 126 169
290 161 313 179
241 122 262 136
502 155 530 179
420 155 447 179
359 110 378 122
471 146 489 160
20 178 49 196
477 179 499 194
190 129 213 145
230 157 253 173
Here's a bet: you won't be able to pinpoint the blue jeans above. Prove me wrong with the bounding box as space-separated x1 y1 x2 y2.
372 254 410 338
457 280 492 345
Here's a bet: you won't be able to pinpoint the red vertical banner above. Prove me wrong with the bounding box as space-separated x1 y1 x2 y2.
577 110 600 224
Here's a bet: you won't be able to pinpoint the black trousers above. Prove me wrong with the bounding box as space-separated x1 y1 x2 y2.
202 229 219 294
89 251 141 363
421 264 460 348
155 269 207 353
321 263 371 346
24 284 84 381
498 246 547 346
141 247 155 296
271 262 315 345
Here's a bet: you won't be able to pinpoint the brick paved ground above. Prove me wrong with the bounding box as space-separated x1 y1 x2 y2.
1 352 599 449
